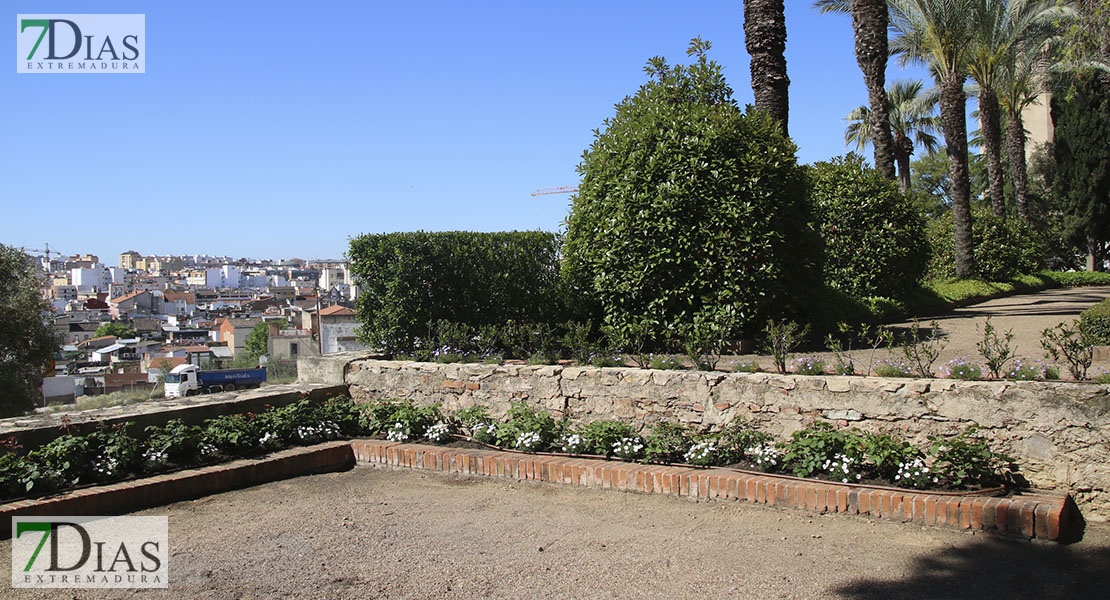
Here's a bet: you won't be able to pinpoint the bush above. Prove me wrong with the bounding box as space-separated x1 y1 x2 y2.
927 206 1044 281
643 422 695 463
939 357 985 381
1080 298 1110 346
562 41 819 351
348 231 566 355
576 420 640 457
495 403 561 453
809 154 928 299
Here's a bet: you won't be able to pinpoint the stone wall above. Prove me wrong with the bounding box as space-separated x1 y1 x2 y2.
308 357 1110 520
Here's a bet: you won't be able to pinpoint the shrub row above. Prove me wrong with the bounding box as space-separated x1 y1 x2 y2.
364 399 1019 491
348 231 567 355
0 397 361 502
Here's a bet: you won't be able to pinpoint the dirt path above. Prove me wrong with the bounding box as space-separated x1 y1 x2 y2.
3 467 1108 599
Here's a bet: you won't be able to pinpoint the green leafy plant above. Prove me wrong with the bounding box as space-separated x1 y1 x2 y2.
782 423 862 480
143 420 202 470
495 403 560 453
873 359 913 378
809 153 929 300
863 323 895 376
928 426 1014 489
199 413 260 458
610 435 645 460
648 354 685 370
1041 319 1094 380
577 420 640 456
976 317 1016 379
643 422 695 463
900 319 946 378
825 322 856 375
561 40 819 357
683 440 721 466
454 405 498 444
939 357 985 381
730 359 762 373
764 319 810 374
715 418 772 464
791 356 826 376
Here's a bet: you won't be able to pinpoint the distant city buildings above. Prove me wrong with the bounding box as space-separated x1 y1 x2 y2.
28 248 368 403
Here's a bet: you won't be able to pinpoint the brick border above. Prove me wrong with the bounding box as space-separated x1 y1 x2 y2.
351 439 1079 542
0 441 354 539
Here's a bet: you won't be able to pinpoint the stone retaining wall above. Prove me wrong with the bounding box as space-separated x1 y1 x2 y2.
304 356 1110 520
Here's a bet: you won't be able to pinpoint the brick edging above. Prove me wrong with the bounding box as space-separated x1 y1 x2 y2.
350 439 1079 542
0 441 355 539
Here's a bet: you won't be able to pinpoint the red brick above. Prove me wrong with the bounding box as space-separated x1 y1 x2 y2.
834 488 849 514
1020 503 1036 538
968 500 984 530
1006 501 1024 536
1034 504 1051 539
464 381 480 391
923 497 938 526
1047 501 1063 541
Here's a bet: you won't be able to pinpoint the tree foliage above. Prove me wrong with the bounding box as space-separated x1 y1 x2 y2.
244 322 272 361
926 205 1044 281
0 244 59 416
563 41 818 348
1053 73 1110 268
809 154 928 299
93 321 136 339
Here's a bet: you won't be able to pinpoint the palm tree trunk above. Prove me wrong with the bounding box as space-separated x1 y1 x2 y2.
979 87 1006 218
1004 111 1031 224
744 0 790 137
940 76 976 278
852 0 895 180
894 130 915 194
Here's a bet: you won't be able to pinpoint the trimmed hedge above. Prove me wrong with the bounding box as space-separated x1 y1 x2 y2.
927 206 1044 281
348 231 566 354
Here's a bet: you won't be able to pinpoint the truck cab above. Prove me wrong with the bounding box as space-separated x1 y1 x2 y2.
164 364 200 398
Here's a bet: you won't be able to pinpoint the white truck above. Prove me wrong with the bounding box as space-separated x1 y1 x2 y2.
164 364 266 398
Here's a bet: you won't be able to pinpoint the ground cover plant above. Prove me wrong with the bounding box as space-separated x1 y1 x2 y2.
1 396 362 502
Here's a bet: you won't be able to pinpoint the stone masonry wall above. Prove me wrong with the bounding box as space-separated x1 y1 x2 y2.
303 357 1110 520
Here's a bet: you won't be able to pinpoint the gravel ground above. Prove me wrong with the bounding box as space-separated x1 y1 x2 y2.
4 466 1108 600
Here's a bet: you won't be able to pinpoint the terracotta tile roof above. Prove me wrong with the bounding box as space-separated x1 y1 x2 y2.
319 305 355 317
109 290 147 304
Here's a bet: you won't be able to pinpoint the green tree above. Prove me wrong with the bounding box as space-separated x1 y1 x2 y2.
809 154 929 299
889 0 979 278
563 40 818 347
93 321 136 339
745 0 790 136
1053 73 1110 270
0 244 59 416
967 0 1070 219
815 0 897 180
846 79 941 193
910 149 988 219
244 322 272 361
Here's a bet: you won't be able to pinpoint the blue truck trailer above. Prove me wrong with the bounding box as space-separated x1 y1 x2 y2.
164 364 266 398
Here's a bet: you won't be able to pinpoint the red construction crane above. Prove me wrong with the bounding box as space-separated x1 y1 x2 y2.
530 185 579 196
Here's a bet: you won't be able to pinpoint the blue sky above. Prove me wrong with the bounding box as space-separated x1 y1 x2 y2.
5 1 930 263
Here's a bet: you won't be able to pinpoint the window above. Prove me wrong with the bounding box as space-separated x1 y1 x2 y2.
290 343 298 356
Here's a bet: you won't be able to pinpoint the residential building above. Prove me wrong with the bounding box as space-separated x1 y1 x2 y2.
119 250 142 269
215 317 262 357
318 305 368 354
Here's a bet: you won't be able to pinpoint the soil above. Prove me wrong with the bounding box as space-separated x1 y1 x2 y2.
3 466 1108 599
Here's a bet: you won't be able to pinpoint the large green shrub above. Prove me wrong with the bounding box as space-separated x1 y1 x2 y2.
348 231 565 354
927 205 1044 281
809 154 928 299
562 41 819 349
1080 298 1110 345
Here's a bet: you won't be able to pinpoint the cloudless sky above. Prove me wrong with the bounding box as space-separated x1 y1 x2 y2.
5 1 931 264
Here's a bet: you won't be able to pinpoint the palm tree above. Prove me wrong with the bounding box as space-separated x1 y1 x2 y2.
889 0 978 278
815 0 896 180
846 80 941 193
744 0 790 137
967 0 1070 219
